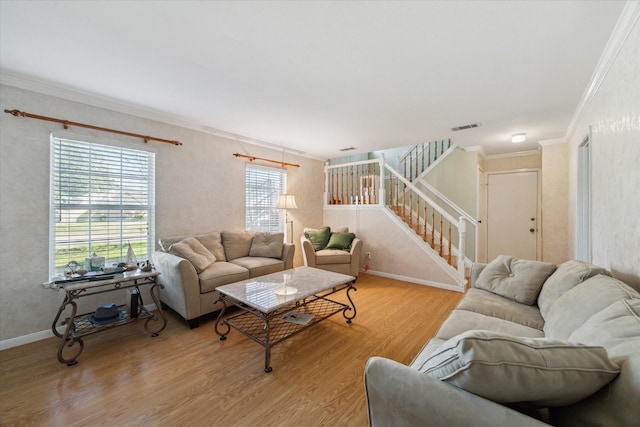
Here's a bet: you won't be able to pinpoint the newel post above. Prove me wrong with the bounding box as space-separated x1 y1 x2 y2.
379 154 386 206
457 216 466 278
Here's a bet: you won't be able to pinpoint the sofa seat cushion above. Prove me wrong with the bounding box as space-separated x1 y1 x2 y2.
543 274 640 340
457 288 545 330
538 260 611 320
417 330 620 407
198 262 250 293
315 249 351 265
410 338 447 370
475 255 556 305
221 231 256 261
435 310 544 342
230 257 284 278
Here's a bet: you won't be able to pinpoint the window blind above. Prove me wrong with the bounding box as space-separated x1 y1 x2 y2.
49 137 155 277
245 165 285 232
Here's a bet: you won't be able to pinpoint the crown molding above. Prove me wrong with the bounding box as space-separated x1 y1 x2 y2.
0 70 324 161
484 149 540 160
538 138 566 146
565 1 640 142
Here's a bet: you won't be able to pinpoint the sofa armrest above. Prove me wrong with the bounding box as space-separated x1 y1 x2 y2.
364 357 549 427
281 242 295 270
152 251 200 321
469 262 488 288
300 236 317 268
349 238 363 277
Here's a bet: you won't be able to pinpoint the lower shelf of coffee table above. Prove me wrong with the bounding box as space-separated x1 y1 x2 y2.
224 296 350 346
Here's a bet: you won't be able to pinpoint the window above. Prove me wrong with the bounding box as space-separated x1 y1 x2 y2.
50 137 155 277
245 165 286 232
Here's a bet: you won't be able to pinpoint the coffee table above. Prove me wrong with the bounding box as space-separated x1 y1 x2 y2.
213 266 357 372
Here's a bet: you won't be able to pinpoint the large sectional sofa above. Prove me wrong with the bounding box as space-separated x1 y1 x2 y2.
152 230 294 328
365 257 640 426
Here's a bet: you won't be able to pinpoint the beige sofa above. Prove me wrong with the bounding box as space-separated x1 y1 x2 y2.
153 230 294 328
365 257 640 426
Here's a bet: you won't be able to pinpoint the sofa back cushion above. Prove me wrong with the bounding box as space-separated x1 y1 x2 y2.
249 232 284 258
551 299 640 427
474 255 556 305
543 274 640 340
221 231 256 261
538 260 611 320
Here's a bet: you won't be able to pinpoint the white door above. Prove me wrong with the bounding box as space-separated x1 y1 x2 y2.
487 171 539 261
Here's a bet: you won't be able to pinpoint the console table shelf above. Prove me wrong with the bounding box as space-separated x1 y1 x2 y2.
48 270 167 366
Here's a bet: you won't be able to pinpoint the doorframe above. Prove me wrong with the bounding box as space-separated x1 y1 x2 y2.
476 166 487 263
577 129 592 262
485 168 542 261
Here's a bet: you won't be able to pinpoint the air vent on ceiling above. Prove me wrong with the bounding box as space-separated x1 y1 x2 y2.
451 122 482 132
339 147 357 152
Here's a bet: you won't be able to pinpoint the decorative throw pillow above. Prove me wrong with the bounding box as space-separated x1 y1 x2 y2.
169 237 216 273
475 255 556 305
325 232 356 251
304 226 331 251
418 330 620 407
249 232 284 258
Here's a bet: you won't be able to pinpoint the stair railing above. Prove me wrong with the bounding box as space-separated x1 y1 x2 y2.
399 139 453 182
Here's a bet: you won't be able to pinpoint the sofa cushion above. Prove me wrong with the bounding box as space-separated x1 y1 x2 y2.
249 232 284 259
568 299 640 358
543 274 640 340
221 231 256 261
169 237 216 273
230 257 284 278
325 232 356 251
315 249 352 265
475 255 556 305
456 288 545 330
194 231 227 262
435 310 544 341
538 260 611 320
304 226 331 251
198 261 250 293
417 330 620 407
553 300 640 427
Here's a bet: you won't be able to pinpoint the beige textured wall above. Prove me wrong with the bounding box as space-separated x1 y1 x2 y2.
566 17 640 290
483 152 541 172
0 84 325 342
541 143 569 263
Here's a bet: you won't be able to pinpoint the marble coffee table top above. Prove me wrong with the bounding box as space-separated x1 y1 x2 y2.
215 266 355 313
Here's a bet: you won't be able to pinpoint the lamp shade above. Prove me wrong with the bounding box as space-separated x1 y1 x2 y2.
276 194 298 209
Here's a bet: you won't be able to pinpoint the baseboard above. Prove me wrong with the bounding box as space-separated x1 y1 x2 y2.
0 303 158 351
364 270 465 293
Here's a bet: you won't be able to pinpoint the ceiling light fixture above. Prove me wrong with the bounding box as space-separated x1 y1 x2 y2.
512 133 527 143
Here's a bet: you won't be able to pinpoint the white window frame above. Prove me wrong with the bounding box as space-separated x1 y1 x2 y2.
49 136 155 277
245 165 286 233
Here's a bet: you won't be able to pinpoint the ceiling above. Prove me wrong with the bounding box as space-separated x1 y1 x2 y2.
0 1 627 159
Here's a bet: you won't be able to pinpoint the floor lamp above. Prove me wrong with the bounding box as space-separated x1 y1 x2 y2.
276 194 298 243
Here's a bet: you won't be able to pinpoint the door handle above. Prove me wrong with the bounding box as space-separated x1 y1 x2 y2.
529 228 535 233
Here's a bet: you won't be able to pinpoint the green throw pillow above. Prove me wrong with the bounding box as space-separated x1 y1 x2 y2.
304 227 331 251
325 232 356 251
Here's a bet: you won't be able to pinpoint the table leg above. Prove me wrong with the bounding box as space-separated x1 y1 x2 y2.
264 316 272 373
214 297 230 340
55 297 83 366
343 283 358 323
145 282 167 336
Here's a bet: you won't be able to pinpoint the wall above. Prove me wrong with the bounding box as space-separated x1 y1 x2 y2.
483 151 541 172
567 13 640 290
541 142 569 263
0 84 325 343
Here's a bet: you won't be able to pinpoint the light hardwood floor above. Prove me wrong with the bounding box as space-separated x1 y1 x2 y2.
0 273 462 426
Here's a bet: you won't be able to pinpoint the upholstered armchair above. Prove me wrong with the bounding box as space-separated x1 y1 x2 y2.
301 226 363 279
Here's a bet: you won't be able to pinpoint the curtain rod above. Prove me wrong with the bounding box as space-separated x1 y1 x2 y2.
233 153 300 168
4 109 182 146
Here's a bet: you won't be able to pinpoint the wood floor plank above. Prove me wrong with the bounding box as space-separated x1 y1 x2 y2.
0 273 462 426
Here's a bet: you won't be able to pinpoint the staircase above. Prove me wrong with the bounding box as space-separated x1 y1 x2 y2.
324 142 474 283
